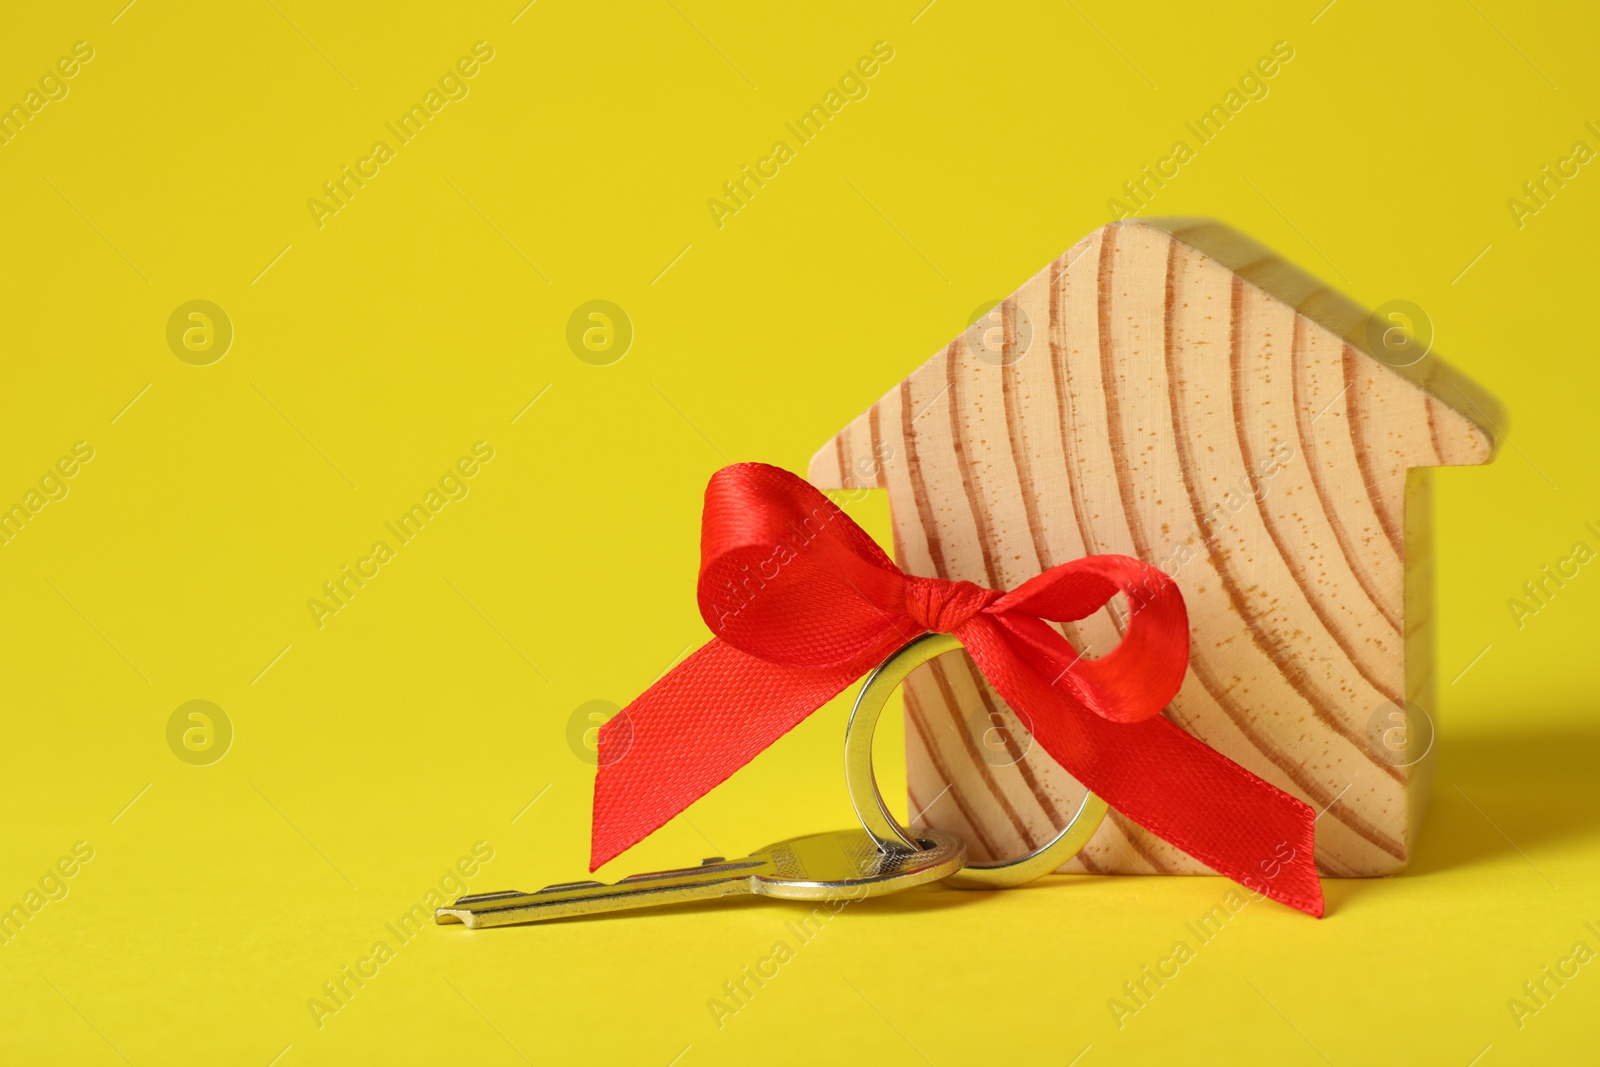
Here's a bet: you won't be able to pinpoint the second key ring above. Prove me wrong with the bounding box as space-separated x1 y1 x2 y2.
846 632 1108 889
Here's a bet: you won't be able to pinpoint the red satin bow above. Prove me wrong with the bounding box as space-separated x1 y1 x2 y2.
593 462 1323 917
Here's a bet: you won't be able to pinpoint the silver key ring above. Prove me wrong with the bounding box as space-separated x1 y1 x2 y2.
846 632 1108 889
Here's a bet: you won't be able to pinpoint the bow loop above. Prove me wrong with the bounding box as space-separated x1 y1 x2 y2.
989 555 1191 724
695 463 904 672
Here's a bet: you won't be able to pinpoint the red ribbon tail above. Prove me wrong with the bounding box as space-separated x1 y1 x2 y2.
590 639 865 871
961 619 1324 916
1103 718 1324 916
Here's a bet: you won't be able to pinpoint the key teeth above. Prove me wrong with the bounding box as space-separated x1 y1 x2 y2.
452 889 531 904
536 880 606 894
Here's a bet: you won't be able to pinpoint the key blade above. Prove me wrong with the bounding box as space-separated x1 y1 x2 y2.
435 861 768 928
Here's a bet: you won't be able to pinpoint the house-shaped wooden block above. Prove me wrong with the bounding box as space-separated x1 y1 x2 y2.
809 218 1501 877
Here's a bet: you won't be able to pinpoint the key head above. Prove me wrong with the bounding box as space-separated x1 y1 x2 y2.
744 828 965 901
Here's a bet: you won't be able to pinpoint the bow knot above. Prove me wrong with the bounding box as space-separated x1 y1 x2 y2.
902 575 1000 633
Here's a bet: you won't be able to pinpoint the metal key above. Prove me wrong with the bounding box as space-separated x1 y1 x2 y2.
435 827 964 928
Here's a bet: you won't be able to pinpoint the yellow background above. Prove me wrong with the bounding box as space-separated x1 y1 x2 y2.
2 1 1597 1063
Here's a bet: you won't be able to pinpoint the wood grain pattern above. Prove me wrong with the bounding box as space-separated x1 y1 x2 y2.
809 218 1499 877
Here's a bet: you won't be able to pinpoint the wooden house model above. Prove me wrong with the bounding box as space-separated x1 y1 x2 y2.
809 217 1500 877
